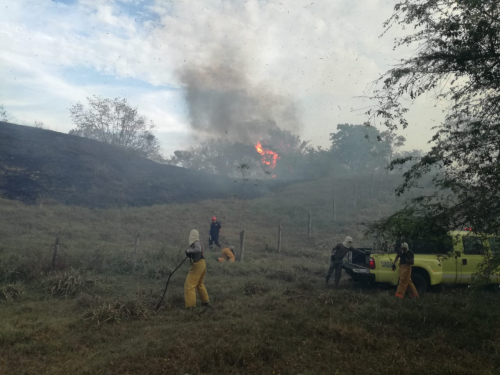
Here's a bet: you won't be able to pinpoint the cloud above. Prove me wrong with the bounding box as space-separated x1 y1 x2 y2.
0 0 445 155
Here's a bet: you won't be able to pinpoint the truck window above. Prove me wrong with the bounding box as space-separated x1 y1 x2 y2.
488 238 500 254
410 239 453 254
411 240 437 254
462 237 485 255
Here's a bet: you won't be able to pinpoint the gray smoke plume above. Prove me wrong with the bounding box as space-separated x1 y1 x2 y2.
177 47 300 143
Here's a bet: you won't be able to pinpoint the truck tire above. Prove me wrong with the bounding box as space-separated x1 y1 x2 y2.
411 272 428 294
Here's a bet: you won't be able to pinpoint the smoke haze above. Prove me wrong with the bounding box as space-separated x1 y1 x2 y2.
177 46 301 143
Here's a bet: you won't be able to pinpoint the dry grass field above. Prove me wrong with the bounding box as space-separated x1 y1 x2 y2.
1 177 499 374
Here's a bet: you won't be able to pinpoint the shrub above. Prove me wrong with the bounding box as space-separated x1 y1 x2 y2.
41 269 96 298
0 255 42 283
0 283 24 302
83 297 150 325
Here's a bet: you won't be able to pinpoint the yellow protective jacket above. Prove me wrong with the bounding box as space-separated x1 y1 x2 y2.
218 247 236 263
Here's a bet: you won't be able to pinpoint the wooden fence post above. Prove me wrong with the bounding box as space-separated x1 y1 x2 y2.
52 233 60 270
133 234 140 271
277 225 282 253
354 183 357 209
240 230 245 262
308 212 312 237
370 171 374 195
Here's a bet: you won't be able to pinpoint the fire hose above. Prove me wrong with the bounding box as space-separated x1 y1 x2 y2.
155 256 189 312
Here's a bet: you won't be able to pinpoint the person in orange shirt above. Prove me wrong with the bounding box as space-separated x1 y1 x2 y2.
218 246 236 263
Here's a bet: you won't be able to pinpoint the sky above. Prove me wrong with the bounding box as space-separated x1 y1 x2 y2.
0 0 447 156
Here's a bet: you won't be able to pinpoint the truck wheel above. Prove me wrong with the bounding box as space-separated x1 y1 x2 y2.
411 273 428 294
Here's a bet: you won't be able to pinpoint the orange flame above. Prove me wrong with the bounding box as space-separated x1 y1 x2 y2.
255 141 280 170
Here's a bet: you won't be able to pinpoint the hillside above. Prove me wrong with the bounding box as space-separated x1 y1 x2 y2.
0 122 271 207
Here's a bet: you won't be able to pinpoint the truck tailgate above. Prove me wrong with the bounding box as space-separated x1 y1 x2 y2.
343 260 374 283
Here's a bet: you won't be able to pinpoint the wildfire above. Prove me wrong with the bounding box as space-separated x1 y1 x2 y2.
255 141 280 174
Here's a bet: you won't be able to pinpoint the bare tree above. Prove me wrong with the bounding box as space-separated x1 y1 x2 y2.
69 96 163 161
34 120 44 129
0 105 8 122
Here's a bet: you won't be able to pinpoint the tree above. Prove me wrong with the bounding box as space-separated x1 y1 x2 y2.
69 96 162 161
167 139 260 177
167 128 312 179
370 0 500 280
392 149 424 172
0 105 8 122
364 206 452 248
329 123 405 174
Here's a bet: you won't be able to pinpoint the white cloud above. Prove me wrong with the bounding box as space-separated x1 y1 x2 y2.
0 0 445 154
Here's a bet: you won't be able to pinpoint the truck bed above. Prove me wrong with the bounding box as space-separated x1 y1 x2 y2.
344 248 375 283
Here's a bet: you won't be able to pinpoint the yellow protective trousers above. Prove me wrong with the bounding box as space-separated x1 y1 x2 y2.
184 259 209 308
395 264 419 298
218 248 235 263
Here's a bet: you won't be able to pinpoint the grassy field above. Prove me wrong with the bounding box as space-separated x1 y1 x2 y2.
1 176 499 374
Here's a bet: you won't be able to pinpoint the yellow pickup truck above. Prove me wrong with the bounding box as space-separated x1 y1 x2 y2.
343 231 500 293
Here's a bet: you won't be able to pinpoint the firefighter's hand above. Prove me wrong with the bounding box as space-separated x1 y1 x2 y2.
185 251 192 258
391 264 396 271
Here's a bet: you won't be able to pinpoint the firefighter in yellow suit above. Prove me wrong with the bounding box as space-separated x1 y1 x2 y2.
392 242 419 299
184 229 210 309
218 246 236 263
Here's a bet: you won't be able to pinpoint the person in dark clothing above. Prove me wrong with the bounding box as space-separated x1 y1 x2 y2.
325 236 365 287
209 216 222 250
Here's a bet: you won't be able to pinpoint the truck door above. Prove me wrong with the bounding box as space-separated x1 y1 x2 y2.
437 240 460 284
485 238 500 284
439 252 460 284
459 236 486 284
412 237 459 284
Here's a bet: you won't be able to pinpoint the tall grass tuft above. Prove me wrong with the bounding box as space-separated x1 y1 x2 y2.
83 297 150 325
40 269 96 298
0 283 24 302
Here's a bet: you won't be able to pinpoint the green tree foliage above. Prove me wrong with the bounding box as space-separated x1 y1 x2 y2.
168 125 412 179
69 96 163 161
365 207 452 248
330 123 405 174
371 0 500 280
168 139 260 177
168 128 312 179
